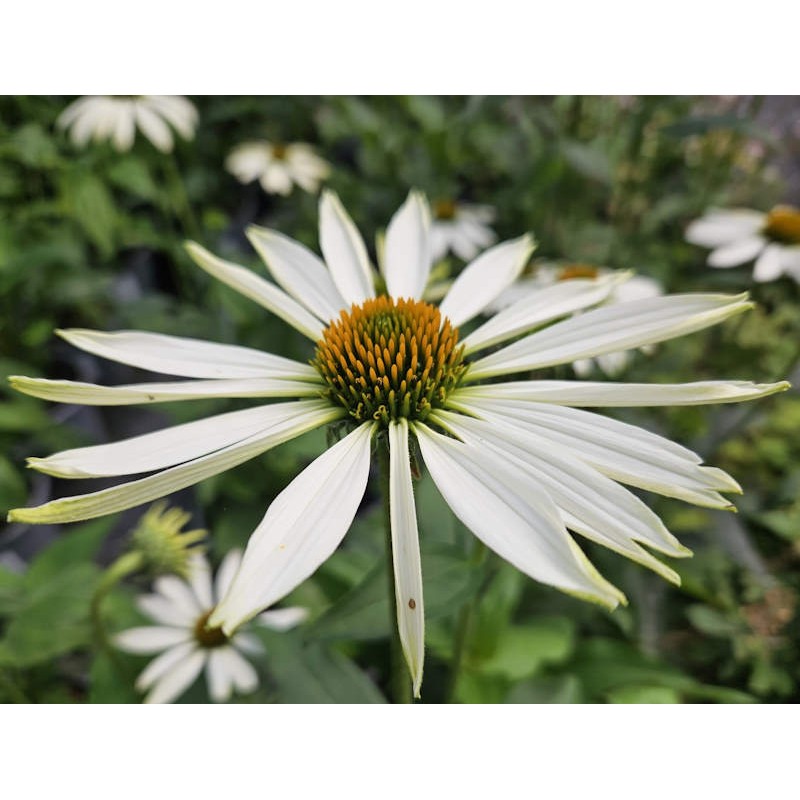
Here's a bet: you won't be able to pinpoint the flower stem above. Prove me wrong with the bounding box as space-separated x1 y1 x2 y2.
377 441 412 704
90 551 145 654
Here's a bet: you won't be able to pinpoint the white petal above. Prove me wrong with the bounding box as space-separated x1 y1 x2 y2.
434 410 688 572
319 190 375 304
136 594 197 627
753 244 785 282
246 225 346 322
9 403 342 524
211 422 374 633
111 104 136 151
205 648 234 703
463 274 621 354
214 549 243 602
438 234 535 327
153 575 203 617
185 242 324 341
258 606 309 631
707 236 765 267
187 554 214 610
55 328 318 380
27 400 328 478
261 163 294 195
451 397 738 509
134 102 174 153
144 649 206 703
454 379 790 407
467 293 753 380
414 423 624 609
143 96 197 140
114 626 191 655
389 419 425 697
226 142 271 183
383 191 432 301
8 375 321 406
135 642 196 691
231 631 263 656
209 647 259 699
686 210 765 247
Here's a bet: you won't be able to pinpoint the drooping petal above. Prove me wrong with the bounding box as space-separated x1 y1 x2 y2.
389 419 425 697
8 375 321 406
185 242 325 341
26 400 330 478
466 293 753 381
208 647 259 700
414 423 625 609
214 549 243 603
319 190 375 304
383 191 432 301
134 102 174 153
258 606 309 631
153 575 203 617
55 329 318 381
114 626 192 655
433 410 688 581
211 422 375 633
8 404 343 524
451 397 738 509
136 594 197 628
144 649 206 704
462 274 621 354
708 236 765 267
753 244 785 282
438 234 535 327
453 379 790 407
246 225 346 321
135 642 196 691
205 648 234 703
685 210 765 247
143 96 197 140
186 554 214 610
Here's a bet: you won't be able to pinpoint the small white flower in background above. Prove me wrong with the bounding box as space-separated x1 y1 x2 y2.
57 96 198 153
226 140 331 196
430 199 497 262
686 206 800 283
114 550 306 703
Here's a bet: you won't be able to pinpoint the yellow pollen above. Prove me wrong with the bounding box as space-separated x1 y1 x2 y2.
559 263 600 280
313 297 466 425
434 199 457 220
763 205 800 245
193 610 229 649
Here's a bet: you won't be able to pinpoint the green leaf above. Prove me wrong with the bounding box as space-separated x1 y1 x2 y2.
0 454 26 510
26 517 114 584
607 685 681 704
59 171 117 256
505 675 584 704
560 140 613 184
106 157 159 202
477 618 576 681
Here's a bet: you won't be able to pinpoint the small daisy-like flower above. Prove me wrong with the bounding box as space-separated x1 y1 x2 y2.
9 190 789 697
686 206 800 283
430 199 497 262
56 95 198 153
115 550 306 703
226 140 331 196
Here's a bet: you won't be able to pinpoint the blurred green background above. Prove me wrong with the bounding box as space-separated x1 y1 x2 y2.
1 95 798 704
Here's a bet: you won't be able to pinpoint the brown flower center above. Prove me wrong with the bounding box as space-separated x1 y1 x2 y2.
313 297 465 425
433 199 457 220
763 205 800 245
559 263 600 280
271 143 288 161
194 609 229 648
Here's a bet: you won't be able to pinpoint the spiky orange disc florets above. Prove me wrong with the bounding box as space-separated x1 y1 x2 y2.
313 297 465 425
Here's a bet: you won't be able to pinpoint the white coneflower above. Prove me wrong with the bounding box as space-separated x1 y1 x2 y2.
57 96 198 153
686 206 800 283
9 191 789 697
430 199 497 262
115 550 306 703
226 140 331 196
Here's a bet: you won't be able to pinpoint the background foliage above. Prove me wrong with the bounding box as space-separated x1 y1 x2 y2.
1 95 798 703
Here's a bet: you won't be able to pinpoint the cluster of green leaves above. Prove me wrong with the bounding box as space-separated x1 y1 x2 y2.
1 95 798 704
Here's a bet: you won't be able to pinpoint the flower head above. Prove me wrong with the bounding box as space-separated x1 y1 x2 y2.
686 206 800 283
226 140 330 195
9 190 789 697
430 200 497 262
114 550 306 703
57 95 198 153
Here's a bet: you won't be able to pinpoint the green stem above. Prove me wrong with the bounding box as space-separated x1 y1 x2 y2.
90 551 145 654
161 154 201 240
447 539 487 703
377 440 412 704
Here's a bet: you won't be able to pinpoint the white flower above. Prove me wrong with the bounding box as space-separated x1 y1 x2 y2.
430 200 497 262
9 191 788 698
114 550 306 703
226 140 331 196
686 206 800 283
57 96 198 153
